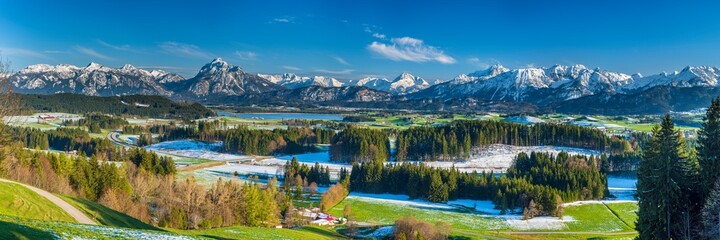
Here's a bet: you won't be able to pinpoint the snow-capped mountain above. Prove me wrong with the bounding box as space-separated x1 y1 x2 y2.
624 66 719 91
11 62 175 96
172 58 281 97
346 73 430 94
450 64 510 84
258 73 343 89
11 59 720 114
259 72 430 94
416 64 634 103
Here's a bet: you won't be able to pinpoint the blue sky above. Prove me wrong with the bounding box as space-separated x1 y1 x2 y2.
2 0 720 80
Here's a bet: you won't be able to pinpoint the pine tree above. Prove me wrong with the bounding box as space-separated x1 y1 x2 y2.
699 98 720 199
636 115 696 239
701 179 720 238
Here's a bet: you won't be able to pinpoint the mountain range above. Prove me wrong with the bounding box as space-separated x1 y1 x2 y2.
8 58 720 114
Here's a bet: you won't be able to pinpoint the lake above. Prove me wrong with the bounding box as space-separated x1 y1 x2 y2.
217 111 344 121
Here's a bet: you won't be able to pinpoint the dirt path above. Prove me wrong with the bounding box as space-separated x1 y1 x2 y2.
0 178 97 225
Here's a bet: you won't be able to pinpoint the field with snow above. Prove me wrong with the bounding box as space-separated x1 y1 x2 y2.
144 140 255 161
329 192 637 234
423 144 602 173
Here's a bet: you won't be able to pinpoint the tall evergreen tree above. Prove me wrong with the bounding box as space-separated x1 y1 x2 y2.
636 115 697 239
699 97 720 199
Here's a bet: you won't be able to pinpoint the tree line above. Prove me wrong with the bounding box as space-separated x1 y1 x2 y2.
395 120 629 161
330 127 391 163
64 114 128 133
18 93 215 120
9 127 116 158
152 120 336 155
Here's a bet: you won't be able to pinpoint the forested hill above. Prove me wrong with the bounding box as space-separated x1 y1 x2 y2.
17 93 215 119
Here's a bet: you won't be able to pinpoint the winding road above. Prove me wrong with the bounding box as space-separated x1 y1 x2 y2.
0 178 96 225
107 130 133 147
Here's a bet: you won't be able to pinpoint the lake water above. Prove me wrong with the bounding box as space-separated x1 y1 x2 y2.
217 111 343 121
607 173 637 200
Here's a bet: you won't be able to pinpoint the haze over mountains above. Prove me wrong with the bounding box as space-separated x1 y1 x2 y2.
9 58 720 114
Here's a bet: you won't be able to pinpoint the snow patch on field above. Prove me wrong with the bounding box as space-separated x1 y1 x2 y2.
422 144 602 173
145 140 251 161
57 223 193 240
505 216 574 230
207 163 282 177
562 200 637 207
355 226 394 239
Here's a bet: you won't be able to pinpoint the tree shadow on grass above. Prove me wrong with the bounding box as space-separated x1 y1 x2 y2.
0 219 56 240
299 226 345 238
62 196 162 231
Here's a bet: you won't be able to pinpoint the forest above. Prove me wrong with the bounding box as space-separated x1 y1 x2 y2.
18 93 215 120
64 114 128 133
149 120 337 155
395 120 630 161
329 127 391 163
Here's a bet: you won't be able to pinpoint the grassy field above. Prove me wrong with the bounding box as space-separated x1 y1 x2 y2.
562 203 634 232
58 195 159 230
0 214 189 240
0 212 345 240
328 196 639 239
173 225 344 240
0 182 75 223
606 202 639 229
327 196 508 234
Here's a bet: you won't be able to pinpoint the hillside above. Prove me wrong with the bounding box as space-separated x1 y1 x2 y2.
18 93 215 119
0 181 74 223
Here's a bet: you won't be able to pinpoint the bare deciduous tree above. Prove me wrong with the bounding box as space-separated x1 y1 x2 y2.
0 55 17 162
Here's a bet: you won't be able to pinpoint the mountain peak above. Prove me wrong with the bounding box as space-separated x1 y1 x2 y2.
121 64 136 71
397 72 414 79
86 62 103 70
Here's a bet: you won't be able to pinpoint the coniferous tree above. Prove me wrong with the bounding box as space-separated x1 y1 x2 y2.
699 98 720 199
636 115 697 239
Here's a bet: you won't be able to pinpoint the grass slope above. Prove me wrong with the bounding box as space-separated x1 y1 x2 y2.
0 182 75 222
327 196 508 234
175 226 344 240
562 203 633 232
0 214 190 240
58 195 159 230
605 202 639 229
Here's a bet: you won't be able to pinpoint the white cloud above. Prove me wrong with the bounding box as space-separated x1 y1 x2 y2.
96 39 138 53
372 33 386 39
74 46 114 61
235 51 258 60
271 16 295 23
367 37 455 64
315 69 355 75
283 65 301 71
0 47 50 59
334 57 350 66
158 42 212 59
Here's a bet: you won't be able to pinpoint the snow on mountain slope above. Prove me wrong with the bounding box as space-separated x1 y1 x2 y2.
259 72 430 94
257 73 342 89
179 58 281 97
387 72 430 94
11 62 176 96
417 64 633 102
624 66 719 92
